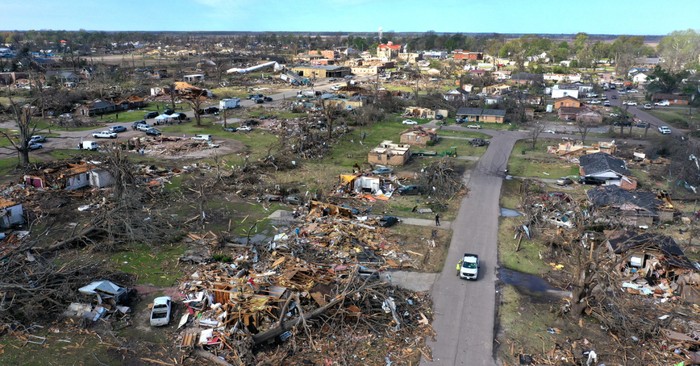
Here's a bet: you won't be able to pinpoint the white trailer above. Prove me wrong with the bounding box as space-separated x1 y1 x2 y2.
219 98 241 110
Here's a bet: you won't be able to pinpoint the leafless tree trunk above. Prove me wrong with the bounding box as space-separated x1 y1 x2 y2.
528 121 545 149
2 89 39 167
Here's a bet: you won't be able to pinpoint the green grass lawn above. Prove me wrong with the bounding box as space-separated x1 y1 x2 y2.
647 107 700 129
110 243 186 287
211 87 250 99
508 141 580 178
437 129 490 139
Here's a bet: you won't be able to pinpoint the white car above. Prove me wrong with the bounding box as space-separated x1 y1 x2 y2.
643 104 652 110
466 124 482 129
402 119 418 125
544 129 556 134
150 296 172 327
655 100 670 106
626 101 638 106
589 99 601 105
658 126 672 135
30 135 46 143
458 253 479 280
238 125 252 131
92 131 117 139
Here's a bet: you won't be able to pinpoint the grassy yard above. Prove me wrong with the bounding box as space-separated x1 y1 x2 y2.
647 107 700 129
437 129 490 139
211 86 250 99
110 243 186 287
508 141 579 178
498 179 550 275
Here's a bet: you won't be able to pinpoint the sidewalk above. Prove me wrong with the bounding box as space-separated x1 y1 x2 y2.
399 217 451 229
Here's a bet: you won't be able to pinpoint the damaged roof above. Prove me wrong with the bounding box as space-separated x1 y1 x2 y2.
607 232 697 270
587 186 661 213
580 152 630 176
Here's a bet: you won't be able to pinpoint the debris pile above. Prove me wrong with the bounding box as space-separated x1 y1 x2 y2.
175 202 434 364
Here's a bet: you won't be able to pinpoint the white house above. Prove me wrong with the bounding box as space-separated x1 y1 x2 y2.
632 73 649 84
552 86 580 99
0 199 24 228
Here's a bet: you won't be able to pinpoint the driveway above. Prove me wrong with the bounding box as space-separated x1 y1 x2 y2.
422 131 518 366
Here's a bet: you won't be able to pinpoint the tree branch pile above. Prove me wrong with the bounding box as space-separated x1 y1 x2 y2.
0 241 132 326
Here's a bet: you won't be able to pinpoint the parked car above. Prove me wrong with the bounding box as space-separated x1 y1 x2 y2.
626 101 638 106
223 126 237 132
544 129 556 134
263 96 273 102
655 100 670 106
372 166 393 175
132 120 147 130
378 216 399 228
470 138 488 147
144 111 159 119
643 104 652 110
466 124 482 129
457 253 479 280
136 123 152 132
402 119 418 125
611 95 617 99
109 125 127 133
285 195 303 205
635 121 650 128
435 114 444 120
603 101 611 107
204 106 220 114
613 120 632 127
556 177 573 186
149 296 172 327
163 108 174 115
28 142 43 150
658 126 672 135
238 125 252 132
145 128 162 136
29 135 46 143
92 130 117 139
397 185 421 195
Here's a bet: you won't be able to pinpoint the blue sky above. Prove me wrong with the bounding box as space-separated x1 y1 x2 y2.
1 0 698 35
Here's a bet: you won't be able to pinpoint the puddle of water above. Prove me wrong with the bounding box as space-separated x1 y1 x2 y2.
499 268 571 299
500 207 523 217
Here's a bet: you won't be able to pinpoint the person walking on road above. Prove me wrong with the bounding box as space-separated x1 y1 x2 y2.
435 214 441 226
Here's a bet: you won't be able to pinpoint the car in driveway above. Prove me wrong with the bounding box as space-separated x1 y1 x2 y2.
457 253 479 280
144 111 159 119
372 166 393 175
658 126 672 135
238 125 252 132
28 142 43 150
579 176 606 185
626 101 638 106
136 123 152 132
92 131 117 139
635 121 650 128
466 124 482 129
109 125 127 133
402 119 418 125
603 101 611 107
643 104 652 110
192 134 212 142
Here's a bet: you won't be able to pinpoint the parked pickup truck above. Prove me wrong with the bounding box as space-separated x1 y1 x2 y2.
150 296 172 327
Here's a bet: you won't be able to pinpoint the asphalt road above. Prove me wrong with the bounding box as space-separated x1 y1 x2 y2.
422 130 518 366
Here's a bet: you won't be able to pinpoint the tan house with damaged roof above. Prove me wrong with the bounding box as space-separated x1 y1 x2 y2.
368 140 411 166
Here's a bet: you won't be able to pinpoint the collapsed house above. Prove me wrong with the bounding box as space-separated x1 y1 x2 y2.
403 106 448 120
23 162 114 190
547 140 616 157
400 127 438 147
175 202 433 364
579 152 637 190
368 140 411 166
587 186 676 226
605 231 699 303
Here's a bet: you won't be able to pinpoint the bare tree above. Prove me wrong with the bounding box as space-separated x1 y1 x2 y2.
576 119 595 144
186 95 206 126
528 121 546 149
1 89 40 167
